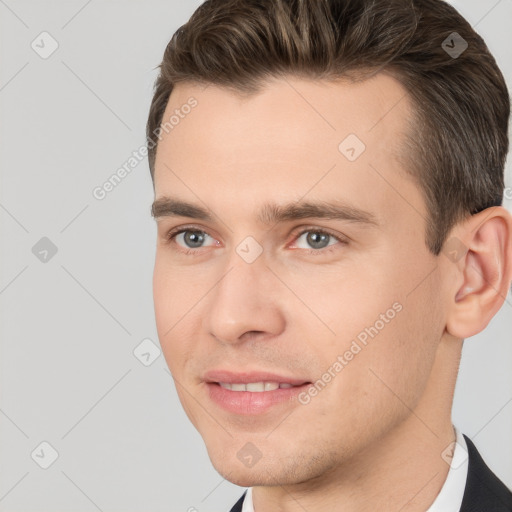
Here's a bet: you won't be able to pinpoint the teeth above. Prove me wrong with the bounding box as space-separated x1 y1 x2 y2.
218 382 295 392
246 382 265 392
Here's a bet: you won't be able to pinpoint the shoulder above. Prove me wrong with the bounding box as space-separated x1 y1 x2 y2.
461 434 512 512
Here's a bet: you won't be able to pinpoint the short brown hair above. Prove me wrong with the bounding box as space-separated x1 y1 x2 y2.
146 0 510 254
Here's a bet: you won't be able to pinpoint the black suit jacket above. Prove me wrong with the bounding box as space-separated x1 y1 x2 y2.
229 435 512 511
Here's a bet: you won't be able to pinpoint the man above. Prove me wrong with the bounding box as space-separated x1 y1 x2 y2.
146 0 512 510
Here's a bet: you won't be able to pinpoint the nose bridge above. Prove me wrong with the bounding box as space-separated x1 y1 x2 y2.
204 244 285 344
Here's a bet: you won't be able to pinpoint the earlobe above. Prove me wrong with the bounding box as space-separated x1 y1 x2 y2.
445 207 512 339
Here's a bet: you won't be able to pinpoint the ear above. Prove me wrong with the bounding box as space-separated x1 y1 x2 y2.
445 206 512 339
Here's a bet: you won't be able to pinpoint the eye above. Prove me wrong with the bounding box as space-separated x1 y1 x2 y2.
166 228 218 251
292 229 345 252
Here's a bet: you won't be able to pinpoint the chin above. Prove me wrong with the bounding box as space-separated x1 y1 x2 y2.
209 449 319 488
214 465 290 487
218 470 264 487
209 453 265 486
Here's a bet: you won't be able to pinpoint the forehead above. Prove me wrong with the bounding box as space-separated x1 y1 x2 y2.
153 74 422 226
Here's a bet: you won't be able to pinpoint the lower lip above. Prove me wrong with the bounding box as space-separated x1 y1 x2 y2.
206 382 312 415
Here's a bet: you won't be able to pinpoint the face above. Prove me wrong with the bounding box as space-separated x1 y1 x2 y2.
152 74 449 487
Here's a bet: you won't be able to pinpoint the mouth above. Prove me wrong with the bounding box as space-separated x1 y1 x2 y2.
203 370 312 415
217 381 300 391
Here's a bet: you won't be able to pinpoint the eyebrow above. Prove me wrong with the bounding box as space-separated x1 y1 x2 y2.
151 196 378 226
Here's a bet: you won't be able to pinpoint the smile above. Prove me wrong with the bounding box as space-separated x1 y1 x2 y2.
218 382 296 391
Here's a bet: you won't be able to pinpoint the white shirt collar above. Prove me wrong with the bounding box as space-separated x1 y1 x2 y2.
426 426 468 512
241 426 468 512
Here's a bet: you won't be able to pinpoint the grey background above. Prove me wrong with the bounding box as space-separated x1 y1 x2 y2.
0 0 511 510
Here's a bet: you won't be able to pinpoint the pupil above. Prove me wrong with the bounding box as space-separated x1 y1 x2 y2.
307 232 329 249
185 231 204 248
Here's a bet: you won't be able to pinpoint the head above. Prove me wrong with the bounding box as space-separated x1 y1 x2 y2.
147 0 512 487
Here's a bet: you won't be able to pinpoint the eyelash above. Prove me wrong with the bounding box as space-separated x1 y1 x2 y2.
163 225 347 256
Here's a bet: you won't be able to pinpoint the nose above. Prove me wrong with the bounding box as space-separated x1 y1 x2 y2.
203 253 286 345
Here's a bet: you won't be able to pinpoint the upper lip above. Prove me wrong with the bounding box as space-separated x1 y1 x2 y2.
203 370 310 385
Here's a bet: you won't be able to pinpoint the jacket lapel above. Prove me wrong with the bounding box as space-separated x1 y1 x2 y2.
229 490 247 512
459 435 512 511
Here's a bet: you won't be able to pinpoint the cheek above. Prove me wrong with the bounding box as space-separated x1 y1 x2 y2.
311 251 442 407
152 253 169 315
348 271 442 413
288 262 401 346
301 302 439 457
152 254 198 330
152 256 193 371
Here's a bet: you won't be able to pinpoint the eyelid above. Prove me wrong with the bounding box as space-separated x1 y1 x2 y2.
163 224 219 245
162 223 349 253
289 225 350 247
163 223 215 238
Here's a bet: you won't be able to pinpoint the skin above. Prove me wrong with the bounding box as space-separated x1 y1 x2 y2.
151 74 512 512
